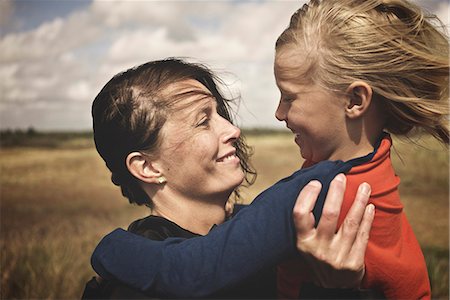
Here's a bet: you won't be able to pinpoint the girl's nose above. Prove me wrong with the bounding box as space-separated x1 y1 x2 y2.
275 101 286 121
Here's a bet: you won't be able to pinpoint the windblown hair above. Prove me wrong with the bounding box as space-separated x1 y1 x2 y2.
276 0 449 144
92 58 256 206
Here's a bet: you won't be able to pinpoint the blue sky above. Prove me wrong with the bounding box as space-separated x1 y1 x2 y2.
3 0 90 34
0 0 448 130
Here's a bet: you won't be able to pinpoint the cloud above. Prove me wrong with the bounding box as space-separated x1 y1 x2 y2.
0 11 100 63
2 0 296 130
67 80 94 102
435 2 450 27
1 0 448 130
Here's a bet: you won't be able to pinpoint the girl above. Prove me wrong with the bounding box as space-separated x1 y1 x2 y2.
274 0 448 298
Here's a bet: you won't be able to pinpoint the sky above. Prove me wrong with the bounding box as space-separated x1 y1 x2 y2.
1 0 448 131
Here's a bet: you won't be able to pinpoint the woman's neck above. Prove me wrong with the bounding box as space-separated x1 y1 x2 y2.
150 190 229 236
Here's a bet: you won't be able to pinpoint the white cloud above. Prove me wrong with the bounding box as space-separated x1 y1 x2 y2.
105 27 248 65
0 15 88 63
2 0 297 129
67 80 94 102
436 2 450 28
1 0 448 130
0 63 19 89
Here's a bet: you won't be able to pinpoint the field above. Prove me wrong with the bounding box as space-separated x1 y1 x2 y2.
1 131 448 299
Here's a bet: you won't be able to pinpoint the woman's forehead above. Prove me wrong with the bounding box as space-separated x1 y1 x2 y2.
164 79 211 98
162 79 215 117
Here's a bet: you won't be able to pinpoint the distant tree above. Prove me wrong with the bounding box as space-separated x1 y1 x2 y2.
26 127 37 136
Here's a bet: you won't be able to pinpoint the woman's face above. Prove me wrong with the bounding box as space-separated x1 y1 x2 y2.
156 79 244 203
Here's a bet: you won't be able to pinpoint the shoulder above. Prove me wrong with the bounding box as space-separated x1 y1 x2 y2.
128 215 200 240
249 160 348 209
270 160 348 192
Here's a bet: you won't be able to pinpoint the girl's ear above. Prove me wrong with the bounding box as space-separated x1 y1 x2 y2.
345 81 373 119
126 152 163 184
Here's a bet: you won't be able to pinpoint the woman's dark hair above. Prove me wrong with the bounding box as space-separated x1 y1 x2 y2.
92 58 256 207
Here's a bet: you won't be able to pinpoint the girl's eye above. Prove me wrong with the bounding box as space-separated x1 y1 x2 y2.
282 96 295 103
281 93 295 103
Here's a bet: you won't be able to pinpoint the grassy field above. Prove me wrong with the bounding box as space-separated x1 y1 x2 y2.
0 131 448 299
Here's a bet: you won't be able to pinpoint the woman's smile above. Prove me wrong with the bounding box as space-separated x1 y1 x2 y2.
216 150 240 164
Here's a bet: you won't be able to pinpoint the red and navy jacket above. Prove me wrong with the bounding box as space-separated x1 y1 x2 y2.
91 133 429 298
278 134 430 299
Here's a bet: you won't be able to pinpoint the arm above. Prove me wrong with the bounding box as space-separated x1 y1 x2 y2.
91 162 371 297
363 205 431 299
92 169 304 297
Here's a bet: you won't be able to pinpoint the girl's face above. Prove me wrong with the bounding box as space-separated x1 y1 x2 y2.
274 47 349 163
156 79 244 203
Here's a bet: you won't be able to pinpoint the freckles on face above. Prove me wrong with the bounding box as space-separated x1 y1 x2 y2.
179 131 218 169
159 111 214 170
154 79 244 200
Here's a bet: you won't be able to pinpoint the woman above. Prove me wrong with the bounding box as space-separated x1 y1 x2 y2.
86 58 374 298
85 57 274 298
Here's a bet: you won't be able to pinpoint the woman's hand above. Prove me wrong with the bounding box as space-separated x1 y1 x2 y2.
293 173 374 288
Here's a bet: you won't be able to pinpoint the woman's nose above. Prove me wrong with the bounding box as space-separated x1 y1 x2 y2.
222 118 241 143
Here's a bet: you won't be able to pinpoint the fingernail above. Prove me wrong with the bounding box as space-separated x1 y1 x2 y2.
359 182 371 195
308 180 321 188
335 173 346 183
368 204 375 214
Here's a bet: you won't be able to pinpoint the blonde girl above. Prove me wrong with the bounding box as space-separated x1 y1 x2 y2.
274 0 448 298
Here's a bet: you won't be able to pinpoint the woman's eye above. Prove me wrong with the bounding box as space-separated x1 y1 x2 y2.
282 98 292 103
197 118 210 127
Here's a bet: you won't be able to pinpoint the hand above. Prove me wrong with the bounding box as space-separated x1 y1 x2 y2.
225 200 235 218
293 173 375 288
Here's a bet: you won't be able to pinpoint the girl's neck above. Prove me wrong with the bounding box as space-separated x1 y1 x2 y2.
328 132 380 162
330 112 385 162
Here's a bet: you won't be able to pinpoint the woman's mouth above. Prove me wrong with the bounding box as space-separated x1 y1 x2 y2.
217 153 240 164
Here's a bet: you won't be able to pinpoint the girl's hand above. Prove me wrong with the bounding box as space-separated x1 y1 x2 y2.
225 200 234 218
293 174 374 288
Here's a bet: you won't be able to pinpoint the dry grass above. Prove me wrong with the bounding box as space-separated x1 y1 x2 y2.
1 146 146 299
0 133 448 299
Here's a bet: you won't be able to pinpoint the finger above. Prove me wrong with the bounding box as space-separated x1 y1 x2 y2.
349 203 375 265
293 180 322 238
337 182 371 248
316 174 346 239
225 201 235 218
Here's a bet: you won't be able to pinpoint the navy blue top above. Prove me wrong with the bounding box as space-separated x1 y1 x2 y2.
91 142 380 298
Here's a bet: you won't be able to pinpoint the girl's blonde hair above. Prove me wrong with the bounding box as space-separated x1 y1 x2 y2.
276 0 449 144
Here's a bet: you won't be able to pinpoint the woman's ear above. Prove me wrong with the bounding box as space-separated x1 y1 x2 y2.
345 81 373 119
126 152 163 184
